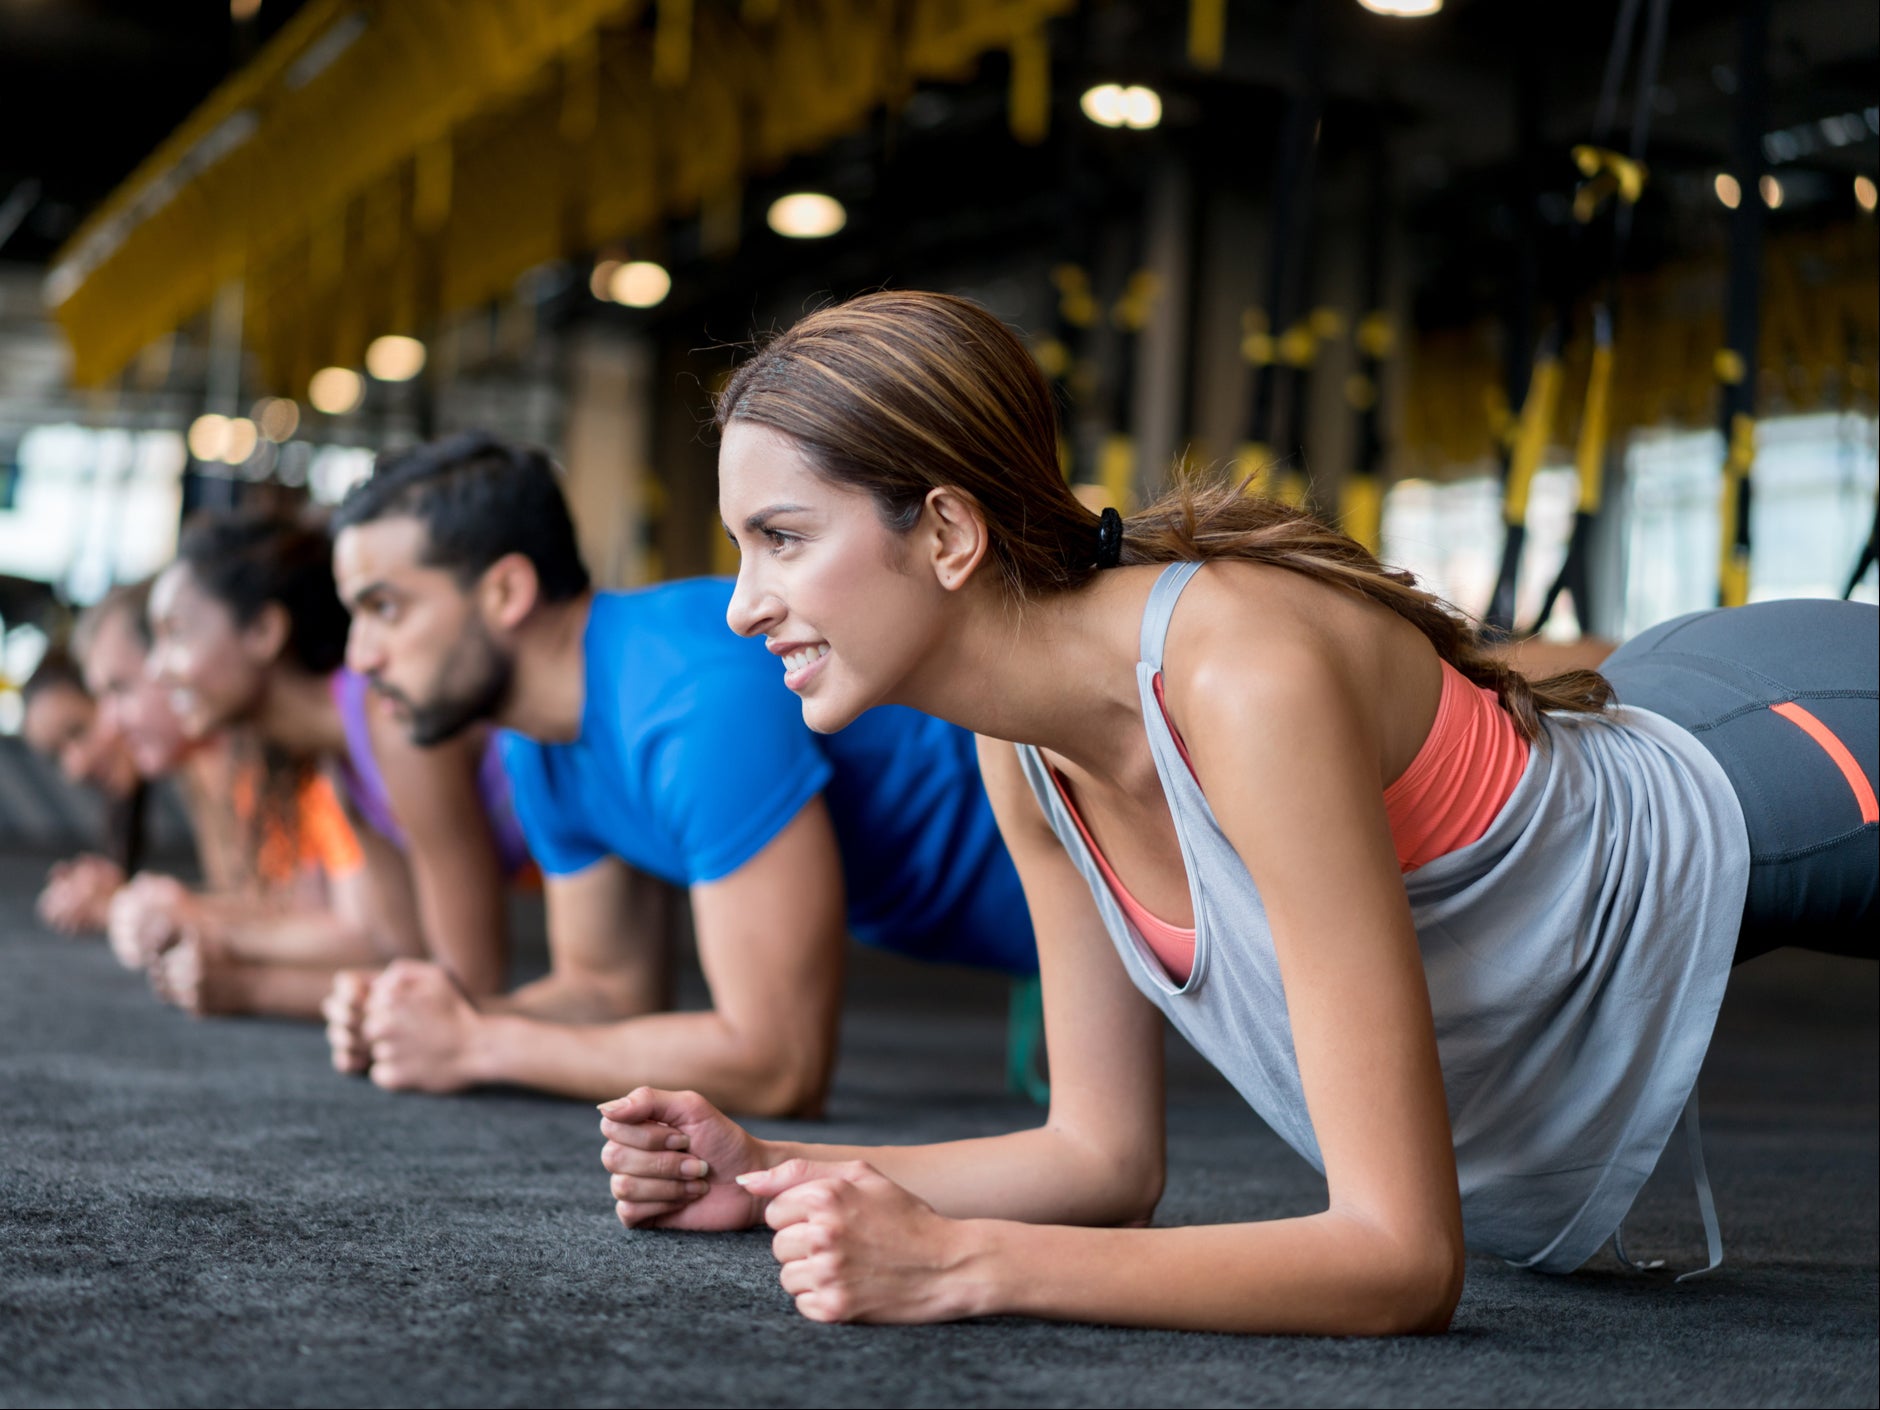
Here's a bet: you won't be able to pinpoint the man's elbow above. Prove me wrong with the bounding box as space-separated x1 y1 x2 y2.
1048 1122 1164 1225
718 1034 832 1119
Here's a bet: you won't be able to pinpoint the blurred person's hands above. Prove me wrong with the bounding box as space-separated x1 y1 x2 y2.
148 930 237 1017
323 970 377 1075
36 855 126 935
598 1087 774 1231
107 873 195 970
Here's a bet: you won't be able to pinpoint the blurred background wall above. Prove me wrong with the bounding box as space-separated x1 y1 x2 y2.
0 0 1875 739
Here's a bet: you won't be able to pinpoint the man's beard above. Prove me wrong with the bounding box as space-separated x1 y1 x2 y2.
378 625 514 748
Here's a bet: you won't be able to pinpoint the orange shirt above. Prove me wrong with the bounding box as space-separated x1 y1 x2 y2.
233 767 364 885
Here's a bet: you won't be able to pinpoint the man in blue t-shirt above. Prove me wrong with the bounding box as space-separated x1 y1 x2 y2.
321 432 1034 1114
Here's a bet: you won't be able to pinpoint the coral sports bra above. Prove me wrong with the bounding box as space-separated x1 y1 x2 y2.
1052 659 1530 984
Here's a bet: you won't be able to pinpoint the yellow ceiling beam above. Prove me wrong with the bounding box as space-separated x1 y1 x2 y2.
49 0 1074 390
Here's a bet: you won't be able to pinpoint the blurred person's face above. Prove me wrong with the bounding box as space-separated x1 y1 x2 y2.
333 516 513 747
22 683 138 794
719 421 957 735
147 562 279 740
83 610 192 778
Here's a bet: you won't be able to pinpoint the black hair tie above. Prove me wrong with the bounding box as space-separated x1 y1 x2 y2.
1095 506 1124 569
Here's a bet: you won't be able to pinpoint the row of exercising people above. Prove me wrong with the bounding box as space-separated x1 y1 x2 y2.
23 290 1877 1338
31 474 1038 1114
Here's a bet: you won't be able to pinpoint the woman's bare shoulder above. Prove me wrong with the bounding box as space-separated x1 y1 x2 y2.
1157 561 1432 744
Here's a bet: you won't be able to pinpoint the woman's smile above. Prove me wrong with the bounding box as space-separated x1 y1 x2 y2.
771 639 831 691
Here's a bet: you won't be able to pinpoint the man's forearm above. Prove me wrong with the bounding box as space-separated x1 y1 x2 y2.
478 972 651 1023
468 1008 823 1113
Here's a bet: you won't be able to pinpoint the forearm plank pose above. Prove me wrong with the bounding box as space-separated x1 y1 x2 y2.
138 510 527 1017
600 291 1877 1335
20 647 144 934
322 435 1035 1111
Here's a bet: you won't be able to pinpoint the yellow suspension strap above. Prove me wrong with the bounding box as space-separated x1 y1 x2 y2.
1528 131 1651 633
1237 1 1326 508
1339 303 1394 553
653 0 694 90
1009 24 1050 145
1263 307 1340 507
1098 269 1161 511
1337 112 1392 555
1485 333 1562 631
1511 0 1671 637
1714 0 1770 609
1506 351 1561 531
1232 309 1274 493
1046 262 1099 484
1569 145 1648 223
1189 0 1226 71
1717 410 1756 607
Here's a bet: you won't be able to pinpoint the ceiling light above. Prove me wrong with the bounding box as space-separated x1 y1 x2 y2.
187 414 229 462
1121 86 1162 130
1714 173 1741 209
254 397 300 443
308 366 365 415
365 334 426 382
590 259 621 300
1081 84 1128 127
767 193 846 239
609 260 672 308
1855 175 1877 214
1081 84 1161 130
1357 0 1442 15
222 417 259 464
1759 174 1783 209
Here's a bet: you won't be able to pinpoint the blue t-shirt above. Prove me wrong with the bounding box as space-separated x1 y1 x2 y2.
499 582 1035 975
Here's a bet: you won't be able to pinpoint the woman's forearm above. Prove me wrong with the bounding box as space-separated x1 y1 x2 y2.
203 898 381 968
763 1125 1163 1229
218 960 347 1020
951 1210 1462 1336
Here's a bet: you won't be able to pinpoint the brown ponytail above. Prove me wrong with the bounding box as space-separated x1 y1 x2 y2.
717 290 1610 742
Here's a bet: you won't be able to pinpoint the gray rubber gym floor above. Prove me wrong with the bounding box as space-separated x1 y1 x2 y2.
1 851 1874 1409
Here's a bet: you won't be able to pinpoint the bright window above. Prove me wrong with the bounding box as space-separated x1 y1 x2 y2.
0 425 187 604
1380 466 1581 636
1620 413 1878 637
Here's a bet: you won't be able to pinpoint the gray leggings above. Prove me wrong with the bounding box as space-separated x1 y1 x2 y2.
1600 600 1879 964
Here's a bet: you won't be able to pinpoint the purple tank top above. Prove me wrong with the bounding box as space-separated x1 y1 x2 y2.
330 669 531 875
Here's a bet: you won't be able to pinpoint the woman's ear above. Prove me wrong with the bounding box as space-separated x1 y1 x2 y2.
240 601 292 665
923 486 990 592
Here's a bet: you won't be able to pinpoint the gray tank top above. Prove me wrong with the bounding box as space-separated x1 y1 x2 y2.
1018 562 1749 1274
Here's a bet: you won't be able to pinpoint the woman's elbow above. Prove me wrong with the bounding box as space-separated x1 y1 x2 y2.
1363 1234 1465 1336
1114 1158 1166 1226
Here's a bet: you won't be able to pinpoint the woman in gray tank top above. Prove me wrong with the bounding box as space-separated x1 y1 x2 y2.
597 292 1877 1336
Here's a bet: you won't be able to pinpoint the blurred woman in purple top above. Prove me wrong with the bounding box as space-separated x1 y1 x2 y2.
139 507 528 1023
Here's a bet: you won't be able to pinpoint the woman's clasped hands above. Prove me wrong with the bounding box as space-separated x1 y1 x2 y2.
598 1087 989 1324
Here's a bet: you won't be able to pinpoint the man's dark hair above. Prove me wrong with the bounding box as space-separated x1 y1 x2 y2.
332 432 591 603
176 509 350 675
22 646 88 704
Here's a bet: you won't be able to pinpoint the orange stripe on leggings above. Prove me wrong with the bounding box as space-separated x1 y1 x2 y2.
1769 701 1880 824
